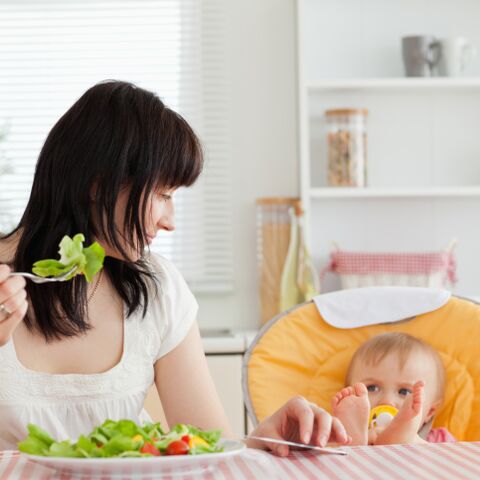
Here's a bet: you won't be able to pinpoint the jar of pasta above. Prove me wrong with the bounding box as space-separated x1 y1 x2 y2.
326 108 368 187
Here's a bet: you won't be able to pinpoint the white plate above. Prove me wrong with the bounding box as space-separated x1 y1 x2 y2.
24 439 245 478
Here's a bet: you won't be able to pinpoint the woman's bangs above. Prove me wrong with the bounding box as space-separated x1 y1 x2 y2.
156 110 204 190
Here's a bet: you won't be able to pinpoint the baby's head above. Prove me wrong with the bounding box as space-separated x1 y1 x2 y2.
346 332 445 425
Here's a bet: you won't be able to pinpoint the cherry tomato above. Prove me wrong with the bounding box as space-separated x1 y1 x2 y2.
181 435 190 443
140 442 161 456
166 440 189 455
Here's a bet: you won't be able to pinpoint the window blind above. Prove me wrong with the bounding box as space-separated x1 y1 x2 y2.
0 0 233 292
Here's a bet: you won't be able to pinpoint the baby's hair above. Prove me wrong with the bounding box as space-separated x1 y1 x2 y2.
345 332 445 401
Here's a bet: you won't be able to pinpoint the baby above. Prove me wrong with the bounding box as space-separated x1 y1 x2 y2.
332 332 456 445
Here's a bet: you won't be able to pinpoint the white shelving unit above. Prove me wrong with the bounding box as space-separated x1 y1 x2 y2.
308 78 480 92
310 186 480 199
297 0 480 296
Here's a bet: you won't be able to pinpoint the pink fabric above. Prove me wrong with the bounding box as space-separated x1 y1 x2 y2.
427 427 457 443
323 249 457 283
3 443 480 479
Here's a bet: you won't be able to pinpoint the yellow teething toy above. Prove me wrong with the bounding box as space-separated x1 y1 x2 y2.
369 405 398 428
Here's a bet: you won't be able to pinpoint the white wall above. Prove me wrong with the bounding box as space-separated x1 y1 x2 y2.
196 0 298 330
303 0 480 80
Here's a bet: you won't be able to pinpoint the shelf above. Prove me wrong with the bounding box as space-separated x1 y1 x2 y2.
310 186 480 198
307 78 480 93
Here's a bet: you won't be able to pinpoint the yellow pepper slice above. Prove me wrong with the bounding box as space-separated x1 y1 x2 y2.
188 436 209 448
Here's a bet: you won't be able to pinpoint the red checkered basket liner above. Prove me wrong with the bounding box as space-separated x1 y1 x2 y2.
322 246 457 288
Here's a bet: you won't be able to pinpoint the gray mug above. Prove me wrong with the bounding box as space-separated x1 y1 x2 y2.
402 36 440 77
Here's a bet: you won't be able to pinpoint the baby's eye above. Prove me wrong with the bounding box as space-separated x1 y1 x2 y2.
398 388 412 396
366 384 379 393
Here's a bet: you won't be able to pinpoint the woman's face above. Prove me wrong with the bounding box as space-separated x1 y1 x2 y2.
97 185 176 261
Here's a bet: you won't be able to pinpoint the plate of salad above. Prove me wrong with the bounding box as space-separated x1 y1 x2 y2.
19 420 245 477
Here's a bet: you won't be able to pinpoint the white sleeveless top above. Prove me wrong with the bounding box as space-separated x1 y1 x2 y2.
0 254 198 450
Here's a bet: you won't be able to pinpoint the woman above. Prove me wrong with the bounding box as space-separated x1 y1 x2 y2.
0 81 347 455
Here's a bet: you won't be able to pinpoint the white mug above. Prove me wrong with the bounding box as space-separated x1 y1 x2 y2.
437 37 476 76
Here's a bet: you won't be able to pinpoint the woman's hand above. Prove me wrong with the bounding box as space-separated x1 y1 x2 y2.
246 396 350 456
0 264 28 346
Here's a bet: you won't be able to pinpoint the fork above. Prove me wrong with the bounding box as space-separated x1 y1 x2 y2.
243 435 347 455
9 266 78 284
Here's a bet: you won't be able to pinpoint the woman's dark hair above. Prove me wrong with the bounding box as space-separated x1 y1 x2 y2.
3 80 203 341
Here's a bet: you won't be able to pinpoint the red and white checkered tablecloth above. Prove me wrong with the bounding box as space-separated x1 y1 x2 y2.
1 442 479 480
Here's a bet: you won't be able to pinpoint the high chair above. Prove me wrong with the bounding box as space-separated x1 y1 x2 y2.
242 293 480 441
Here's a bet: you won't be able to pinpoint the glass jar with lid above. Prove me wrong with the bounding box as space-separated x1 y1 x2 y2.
325 108 368 187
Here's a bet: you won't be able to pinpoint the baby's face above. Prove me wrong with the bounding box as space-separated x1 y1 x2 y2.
349 350 439 423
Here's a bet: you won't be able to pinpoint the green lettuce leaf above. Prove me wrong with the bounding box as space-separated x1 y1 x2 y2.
171 424 190 436
17 436 50 456
32 233 105 282
48 440 78 458
89 432 108 446
27 424 55 447
58 234 86 269
18 424 56 455
143 421 165 437
82 242 105 282
189 444 223 455
76 435 96 455
102 435 137 456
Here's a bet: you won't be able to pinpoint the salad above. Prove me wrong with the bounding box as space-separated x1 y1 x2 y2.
18 420 224 458
32 233 105 282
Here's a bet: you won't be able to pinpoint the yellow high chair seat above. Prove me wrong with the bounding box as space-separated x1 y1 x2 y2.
243 296 480 441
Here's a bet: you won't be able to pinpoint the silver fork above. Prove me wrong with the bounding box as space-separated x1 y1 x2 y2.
9 266 78 284
243 435 347 455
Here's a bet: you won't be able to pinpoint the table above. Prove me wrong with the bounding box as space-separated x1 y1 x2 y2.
1 442 479 479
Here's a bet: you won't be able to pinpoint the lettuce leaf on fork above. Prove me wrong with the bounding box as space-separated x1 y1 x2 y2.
32 233 105 282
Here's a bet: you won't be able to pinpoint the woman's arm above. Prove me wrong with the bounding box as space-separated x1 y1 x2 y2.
154 321 233 437
154 319 350 455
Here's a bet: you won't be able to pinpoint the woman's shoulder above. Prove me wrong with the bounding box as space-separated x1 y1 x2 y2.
143 251 197 310
145 251 178 273
145 252 188 291
142 252 198 360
